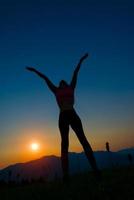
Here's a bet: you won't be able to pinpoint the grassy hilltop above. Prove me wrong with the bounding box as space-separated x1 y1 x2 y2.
0 167 134 200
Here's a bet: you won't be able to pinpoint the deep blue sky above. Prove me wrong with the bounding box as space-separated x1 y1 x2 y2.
0 0 134 167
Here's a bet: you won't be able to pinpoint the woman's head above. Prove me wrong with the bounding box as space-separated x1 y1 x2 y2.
59 80 68 88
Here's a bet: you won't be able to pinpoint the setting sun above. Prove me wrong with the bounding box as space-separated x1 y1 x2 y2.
30 143 40 151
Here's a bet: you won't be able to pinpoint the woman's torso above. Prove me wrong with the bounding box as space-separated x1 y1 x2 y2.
55 86 74 112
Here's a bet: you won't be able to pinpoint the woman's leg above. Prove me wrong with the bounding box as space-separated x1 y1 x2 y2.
70 111 99 172
59 113 70 183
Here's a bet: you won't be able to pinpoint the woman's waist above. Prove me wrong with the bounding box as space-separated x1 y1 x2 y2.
59 107 76 114
59 104 74 112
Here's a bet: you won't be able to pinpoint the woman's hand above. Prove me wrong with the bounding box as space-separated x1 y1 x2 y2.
26 66 36 72
80 53 89 62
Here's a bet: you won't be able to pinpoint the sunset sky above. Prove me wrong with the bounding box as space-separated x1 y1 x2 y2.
0 0 134 169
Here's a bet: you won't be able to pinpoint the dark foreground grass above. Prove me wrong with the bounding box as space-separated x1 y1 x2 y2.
0 167 134 200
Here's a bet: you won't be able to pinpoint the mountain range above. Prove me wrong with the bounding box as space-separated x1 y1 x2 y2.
0 147 133 182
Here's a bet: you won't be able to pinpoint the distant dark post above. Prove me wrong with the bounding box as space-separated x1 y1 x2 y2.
106 142 110 152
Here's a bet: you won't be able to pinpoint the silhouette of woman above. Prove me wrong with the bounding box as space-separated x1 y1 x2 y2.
26 53 100 183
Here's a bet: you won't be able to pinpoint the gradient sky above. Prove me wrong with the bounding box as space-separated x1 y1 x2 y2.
0 0 134 169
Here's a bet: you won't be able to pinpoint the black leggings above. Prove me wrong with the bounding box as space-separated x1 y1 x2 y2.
58 109 98 180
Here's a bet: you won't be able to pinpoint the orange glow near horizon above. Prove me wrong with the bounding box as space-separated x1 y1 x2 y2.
0 125 134 170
